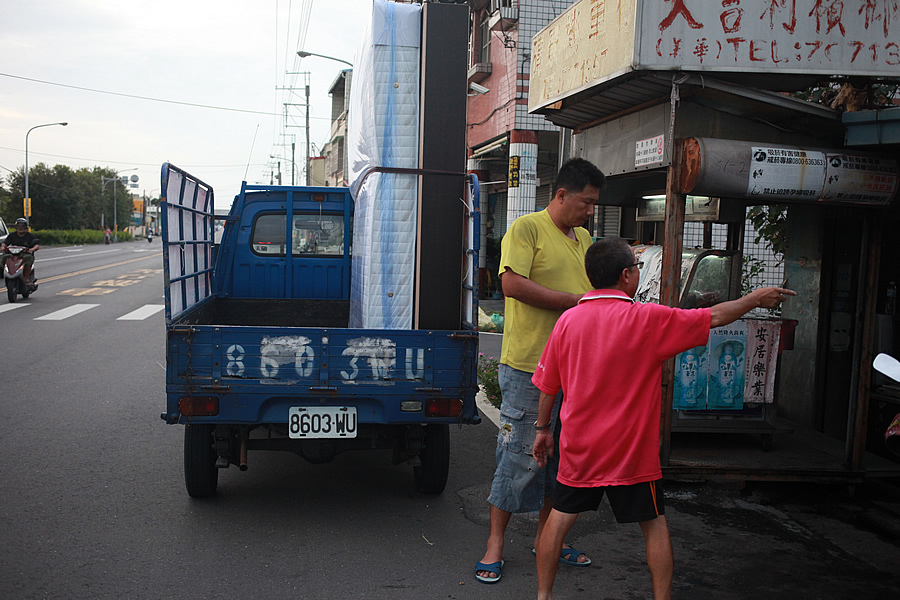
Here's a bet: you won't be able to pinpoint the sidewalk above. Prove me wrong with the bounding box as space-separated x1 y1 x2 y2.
468 390 900 598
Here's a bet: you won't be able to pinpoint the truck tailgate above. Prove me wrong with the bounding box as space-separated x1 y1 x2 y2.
166 324 478 424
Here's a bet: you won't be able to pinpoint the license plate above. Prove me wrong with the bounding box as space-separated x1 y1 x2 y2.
288 406 357 439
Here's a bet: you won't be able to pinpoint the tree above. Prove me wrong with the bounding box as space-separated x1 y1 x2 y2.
1 163 134 230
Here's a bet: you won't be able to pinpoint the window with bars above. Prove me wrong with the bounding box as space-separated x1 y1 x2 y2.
480 12 491 64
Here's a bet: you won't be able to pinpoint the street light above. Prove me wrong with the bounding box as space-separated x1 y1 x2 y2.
101 167 138 242
24 121 68 228
297 51 353 185
270 152 300 186
296 51 353 67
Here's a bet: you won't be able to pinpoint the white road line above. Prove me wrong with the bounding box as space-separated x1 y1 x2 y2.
0 303 30 313
117 304 165 320
37 249 120 262
35 304 100 320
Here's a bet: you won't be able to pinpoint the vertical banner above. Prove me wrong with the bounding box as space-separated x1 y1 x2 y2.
508 156 520 188
707 322 747 410
743 320 782 404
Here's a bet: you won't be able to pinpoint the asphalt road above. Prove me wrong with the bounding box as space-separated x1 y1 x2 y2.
1 242 898 599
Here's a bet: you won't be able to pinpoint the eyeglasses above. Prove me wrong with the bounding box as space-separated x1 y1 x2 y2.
630 261 644 269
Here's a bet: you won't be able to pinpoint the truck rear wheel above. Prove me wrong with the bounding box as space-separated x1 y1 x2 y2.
184 424 218 498
414 424 450 494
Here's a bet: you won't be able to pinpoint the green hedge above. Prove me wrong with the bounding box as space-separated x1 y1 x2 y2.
29 229 135 245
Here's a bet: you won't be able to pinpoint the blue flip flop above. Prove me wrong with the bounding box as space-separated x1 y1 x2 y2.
560 547 592 567
532 547 593 567
475 560 504 584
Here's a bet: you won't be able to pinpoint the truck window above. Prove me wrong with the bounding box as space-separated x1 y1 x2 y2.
292 213 344 256
251 214 287 255
251 213 345 257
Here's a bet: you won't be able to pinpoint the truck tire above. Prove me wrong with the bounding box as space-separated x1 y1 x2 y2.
414 424 450 494
184 424 218 498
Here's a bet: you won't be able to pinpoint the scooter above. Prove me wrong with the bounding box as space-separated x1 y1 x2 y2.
147 231 153 243
3 246 38 303
873 353 900 456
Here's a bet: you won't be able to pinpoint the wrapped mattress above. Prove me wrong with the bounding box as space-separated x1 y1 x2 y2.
347 0 422 329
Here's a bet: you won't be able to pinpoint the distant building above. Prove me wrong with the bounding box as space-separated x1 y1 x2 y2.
308 155 327 187
324 69 352 187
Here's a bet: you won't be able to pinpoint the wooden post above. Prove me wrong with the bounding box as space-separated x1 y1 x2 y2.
848 214 881 471
659 145 687 466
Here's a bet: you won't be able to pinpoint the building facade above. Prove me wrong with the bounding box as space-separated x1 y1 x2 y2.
324 69 352 187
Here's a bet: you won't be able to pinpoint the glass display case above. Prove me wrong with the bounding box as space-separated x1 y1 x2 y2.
633 245 737 308
631 245 793 449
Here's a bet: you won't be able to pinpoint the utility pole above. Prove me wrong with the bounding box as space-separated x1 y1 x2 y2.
305 83 311 185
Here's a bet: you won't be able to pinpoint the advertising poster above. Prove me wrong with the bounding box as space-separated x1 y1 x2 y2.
707 322 747 410
673 344 708 409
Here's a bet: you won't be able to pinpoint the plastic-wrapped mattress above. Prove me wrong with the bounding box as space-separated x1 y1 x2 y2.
347 0 421 329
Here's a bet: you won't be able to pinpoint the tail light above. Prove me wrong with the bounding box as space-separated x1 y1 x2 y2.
425 398 463 418
179 397 219 416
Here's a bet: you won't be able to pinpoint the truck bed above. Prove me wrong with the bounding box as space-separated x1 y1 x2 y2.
173 298 350 328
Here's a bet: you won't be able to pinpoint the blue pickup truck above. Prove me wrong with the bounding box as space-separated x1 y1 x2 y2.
160 163 481 497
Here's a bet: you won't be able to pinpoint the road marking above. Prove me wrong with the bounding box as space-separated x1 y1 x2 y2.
117 304 165 320
39 248 119 261
0 303 30 314
58 288 117 296
1 253 162 295
35 304 100 320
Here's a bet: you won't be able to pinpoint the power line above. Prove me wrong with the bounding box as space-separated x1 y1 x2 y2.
0 145 267 169
0 71 282 116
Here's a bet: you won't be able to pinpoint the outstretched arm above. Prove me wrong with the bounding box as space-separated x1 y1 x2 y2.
709 287 797 328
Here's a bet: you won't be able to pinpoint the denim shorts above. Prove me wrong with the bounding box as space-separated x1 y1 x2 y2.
487 363 561 514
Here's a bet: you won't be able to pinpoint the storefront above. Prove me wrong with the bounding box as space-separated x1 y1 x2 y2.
529 0 900 482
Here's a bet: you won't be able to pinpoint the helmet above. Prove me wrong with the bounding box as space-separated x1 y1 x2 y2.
15 218 27 226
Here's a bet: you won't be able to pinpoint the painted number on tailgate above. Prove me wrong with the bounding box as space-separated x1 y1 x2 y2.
259 335 315 378
223 336 426 382
340 337 424 381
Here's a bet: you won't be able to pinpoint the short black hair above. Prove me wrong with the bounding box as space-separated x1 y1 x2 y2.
552 158 606 198
585 237 636 289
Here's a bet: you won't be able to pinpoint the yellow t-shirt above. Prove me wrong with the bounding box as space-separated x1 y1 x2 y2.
499 209 593 373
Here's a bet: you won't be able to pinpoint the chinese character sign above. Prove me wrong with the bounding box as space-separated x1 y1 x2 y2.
531 0 900 112
743 320 782 404
643 0 900 74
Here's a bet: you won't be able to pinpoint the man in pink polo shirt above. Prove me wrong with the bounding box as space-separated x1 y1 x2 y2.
532 237 795 600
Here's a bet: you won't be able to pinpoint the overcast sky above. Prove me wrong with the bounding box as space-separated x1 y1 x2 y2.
0 0 368 209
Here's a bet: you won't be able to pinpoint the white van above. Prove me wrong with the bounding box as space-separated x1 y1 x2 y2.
0 217 8 245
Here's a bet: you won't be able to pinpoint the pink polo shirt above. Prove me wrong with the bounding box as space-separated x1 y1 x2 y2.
532 290 711 487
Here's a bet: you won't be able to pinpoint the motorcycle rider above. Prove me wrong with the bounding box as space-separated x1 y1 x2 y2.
1 218 40 283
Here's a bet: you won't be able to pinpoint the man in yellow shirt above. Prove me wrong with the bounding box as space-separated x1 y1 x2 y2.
476 158 605 583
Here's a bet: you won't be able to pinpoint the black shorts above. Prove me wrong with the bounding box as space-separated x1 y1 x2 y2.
553 479 665 523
